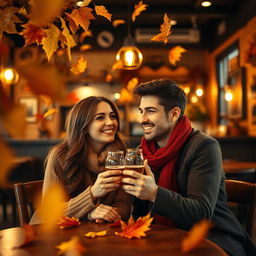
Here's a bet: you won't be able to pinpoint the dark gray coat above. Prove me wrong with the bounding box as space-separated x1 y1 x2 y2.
133 130 255 256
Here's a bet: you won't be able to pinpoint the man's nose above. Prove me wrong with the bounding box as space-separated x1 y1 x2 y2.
139 112 148 124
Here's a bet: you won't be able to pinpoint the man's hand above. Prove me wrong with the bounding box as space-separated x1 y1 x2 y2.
122 160 158 202
89 204 121 223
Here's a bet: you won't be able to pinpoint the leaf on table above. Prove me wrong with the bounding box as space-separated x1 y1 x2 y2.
181 219 211 253
59 17 76 61
1 104 26 138
70 55 87 75
127 77 139 93
67 7 95 32
80 44 92 51
95 5 112 22
109 219 121 228
79 30 93 42
84 230 107 238
115 213 153 239
112 19 125 28
41 24 60 61
17 62 66 101
21 23 46 46
132 1 148 22
0 7 21 39
38 184 67 233
151 13 172 45
57 216 81 229
29 0 66 26
56 236 86 255
168 46 186 66
0 139 15 188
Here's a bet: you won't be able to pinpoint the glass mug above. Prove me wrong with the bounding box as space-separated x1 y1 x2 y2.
125 148 144 174
105 151 125 171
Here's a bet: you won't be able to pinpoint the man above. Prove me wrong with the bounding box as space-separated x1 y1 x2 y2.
121 79 255 256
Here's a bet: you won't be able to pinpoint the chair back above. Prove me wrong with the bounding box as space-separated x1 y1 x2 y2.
225 179 256 243
14 180 43 226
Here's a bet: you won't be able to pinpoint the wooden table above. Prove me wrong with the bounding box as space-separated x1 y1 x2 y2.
223 161 256 173
0 222 228 256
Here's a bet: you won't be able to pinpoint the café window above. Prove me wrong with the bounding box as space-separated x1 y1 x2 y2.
216 42 246 125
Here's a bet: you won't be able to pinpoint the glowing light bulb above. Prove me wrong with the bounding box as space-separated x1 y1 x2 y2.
196 88 204 97
191 95 198 103
114 93 120 100
225 91 233 101
201 1 212 7
184 87 190 94
0 68 19 85
124 50 135 66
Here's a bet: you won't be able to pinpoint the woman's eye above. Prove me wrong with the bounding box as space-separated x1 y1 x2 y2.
95 116 105 120
110 114 117 120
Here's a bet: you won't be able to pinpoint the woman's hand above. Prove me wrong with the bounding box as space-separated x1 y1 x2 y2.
89 204 121 223
91 170 122 199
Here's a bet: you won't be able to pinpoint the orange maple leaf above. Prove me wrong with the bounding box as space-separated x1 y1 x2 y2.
66 14 78 34
95 5 112 22
57 216 81 229
168 46 186 66
132 1 148 22
151 13 172 44
79 30 93 42
115 213 153 239
67 6 95 32
80 44 92 51
109 219 121 228
127 77 139 93
112 19 125 27
56 236 85 255
181 219 212 253
70 56 87 75
84 230 108 238
21 23 46 46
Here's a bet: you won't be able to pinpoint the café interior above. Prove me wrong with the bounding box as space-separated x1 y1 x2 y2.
0 0 256 247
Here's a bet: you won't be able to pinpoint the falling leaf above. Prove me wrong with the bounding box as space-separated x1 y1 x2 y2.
59 17 76 61
118 88 133 104
112 60 122 70
79 44 92 51
56 236 86 256
0 7 21 39
29 0 66 26
43 108 57 119
38 184 67 233
17 63 66 101
1 104 26 138
0 139 15 187
67 7 95 32
1 225 36 249
181 220 211 253
70 56 87 75
112 19 125 28
95 5 112 22
84 230 107 238
66 14 78 34
127 77 139 92
21 23 46 46
66 92 80 103
109 219 121 228
41 24 60 61
79 30 93 42
106 73 112 82
151 13 172 44
115 213 153 239
132 1 148 22
18 7 28 17
168 46 186 66
57 216 81 229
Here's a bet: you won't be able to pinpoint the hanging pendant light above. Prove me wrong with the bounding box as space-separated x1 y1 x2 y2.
115 1 143 70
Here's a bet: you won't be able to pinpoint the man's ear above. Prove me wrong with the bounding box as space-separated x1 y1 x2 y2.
168 107 181 122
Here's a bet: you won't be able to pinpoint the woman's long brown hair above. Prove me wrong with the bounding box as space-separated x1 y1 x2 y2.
48 96 126 197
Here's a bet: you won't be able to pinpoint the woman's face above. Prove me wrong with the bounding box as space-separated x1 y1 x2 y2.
87 101 118 153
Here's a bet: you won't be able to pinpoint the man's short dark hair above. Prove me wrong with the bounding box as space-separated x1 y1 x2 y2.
133 78 187 117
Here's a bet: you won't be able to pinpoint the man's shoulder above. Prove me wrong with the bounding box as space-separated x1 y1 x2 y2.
186 130 219 148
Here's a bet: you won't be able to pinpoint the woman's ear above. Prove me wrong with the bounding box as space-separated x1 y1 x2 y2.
168 107 181 122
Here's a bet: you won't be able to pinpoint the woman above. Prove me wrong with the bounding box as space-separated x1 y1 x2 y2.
30 96 131 224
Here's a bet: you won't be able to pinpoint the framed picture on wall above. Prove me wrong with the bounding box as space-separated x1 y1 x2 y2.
19 97 38 122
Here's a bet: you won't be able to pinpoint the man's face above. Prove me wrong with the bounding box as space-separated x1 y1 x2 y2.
139 95 176 147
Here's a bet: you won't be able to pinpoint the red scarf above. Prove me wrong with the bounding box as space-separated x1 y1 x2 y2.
141 115 192 227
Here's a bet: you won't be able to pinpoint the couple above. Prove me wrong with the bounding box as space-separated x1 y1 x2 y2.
31 79 255 256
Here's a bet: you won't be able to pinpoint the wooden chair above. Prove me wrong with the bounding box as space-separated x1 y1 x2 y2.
225 179 256 243
14 180 43 226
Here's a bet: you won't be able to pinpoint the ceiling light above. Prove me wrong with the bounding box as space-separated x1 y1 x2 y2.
201 1 212 7
0 67 19 85
171 20 177 26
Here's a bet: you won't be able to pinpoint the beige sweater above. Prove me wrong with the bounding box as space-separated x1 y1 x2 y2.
30 149 132 224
